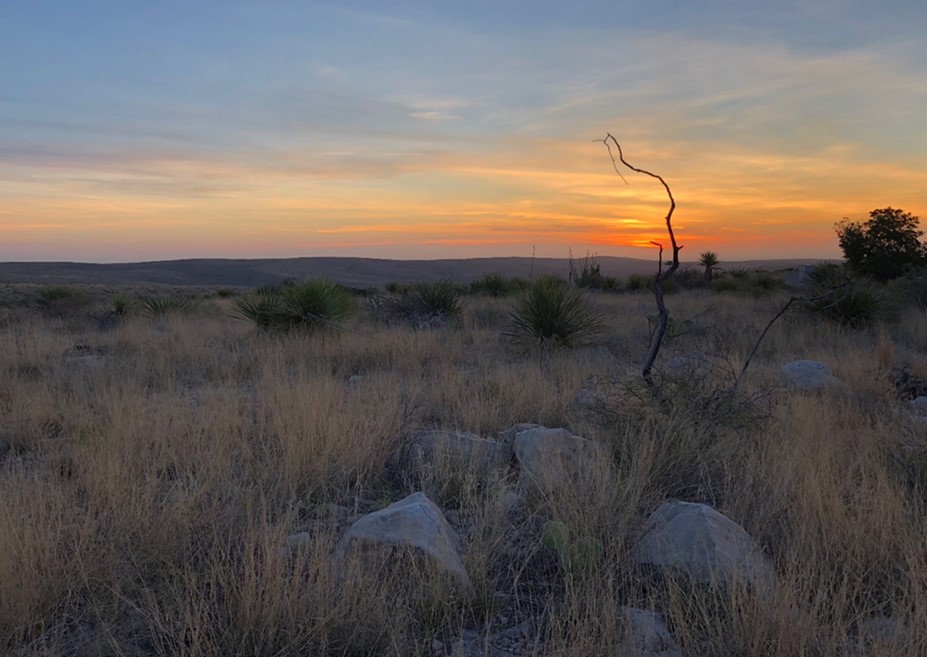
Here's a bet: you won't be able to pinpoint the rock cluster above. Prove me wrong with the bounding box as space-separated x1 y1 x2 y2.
290 422 787 656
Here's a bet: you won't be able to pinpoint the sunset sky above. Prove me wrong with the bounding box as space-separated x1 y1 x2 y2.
1 1 925 262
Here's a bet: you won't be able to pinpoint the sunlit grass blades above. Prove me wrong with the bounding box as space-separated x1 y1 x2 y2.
505 275 604 348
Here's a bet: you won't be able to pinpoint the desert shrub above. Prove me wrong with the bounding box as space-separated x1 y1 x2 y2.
747 271 782 295
143 294 195 317
234 279 356 332
727 267 751 279
569 257 622 292
625 273 678 295
805 281 895 328
674 266 707 290
35 285 91 318
405 280 463 320
711 271 781 296
710 276 742 293
213 288 238 298
504 275 604 348
885 265 927 309
110 293 132 317
470 272 517 297
807 262 845 286
233 289 284 331
625 274 652 292
36 285 87 304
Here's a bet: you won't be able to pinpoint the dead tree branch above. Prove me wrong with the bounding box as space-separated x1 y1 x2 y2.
600 133 682 384
735 278 851 388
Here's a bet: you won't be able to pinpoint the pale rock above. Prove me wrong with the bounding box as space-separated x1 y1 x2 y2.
781 360 843 392
334 492 474 597
909 396 927 416
497 423 544 445
408 429 512 475
513 427 595 495
619 607 684 657
633 501 773 591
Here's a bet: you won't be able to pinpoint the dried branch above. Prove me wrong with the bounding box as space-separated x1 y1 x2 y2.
600 133 683 383
735 278 851 388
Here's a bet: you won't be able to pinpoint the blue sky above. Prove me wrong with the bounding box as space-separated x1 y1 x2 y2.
1 1 925 261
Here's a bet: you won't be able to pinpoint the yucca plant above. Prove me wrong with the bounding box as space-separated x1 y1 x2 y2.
111 293 132 317
142 295 195 317
278 280 356 330
406 280 463 319
234 279 356 332
232 288 284 331
504 275 604 348
807 283 895 329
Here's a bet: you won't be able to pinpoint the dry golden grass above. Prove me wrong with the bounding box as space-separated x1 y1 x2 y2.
0 285 925 656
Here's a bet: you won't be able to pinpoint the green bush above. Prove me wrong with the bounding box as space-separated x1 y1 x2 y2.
505 275 604 348
234 279 356 332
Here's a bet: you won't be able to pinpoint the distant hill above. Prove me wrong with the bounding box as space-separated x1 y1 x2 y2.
0 256 823 288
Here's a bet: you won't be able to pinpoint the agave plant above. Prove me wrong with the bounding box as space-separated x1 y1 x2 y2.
504 275 604 348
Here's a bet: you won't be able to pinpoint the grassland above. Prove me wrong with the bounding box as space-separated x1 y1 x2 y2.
0 280 925 656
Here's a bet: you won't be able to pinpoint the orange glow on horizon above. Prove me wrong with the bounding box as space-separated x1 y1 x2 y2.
2 133 924 262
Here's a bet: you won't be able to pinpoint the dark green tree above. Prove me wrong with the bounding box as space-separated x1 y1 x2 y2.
836 208 925 281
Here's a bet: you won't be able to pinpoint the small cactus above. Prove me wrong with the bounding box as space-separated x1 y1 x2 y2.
542 521 603 572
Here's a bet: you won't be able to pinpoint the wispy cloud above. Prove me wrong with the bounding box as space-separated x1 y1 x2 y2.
0 2 924 261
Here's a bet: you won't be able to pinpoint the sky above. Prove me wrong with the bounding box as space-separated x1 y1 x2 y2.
1 1 925 263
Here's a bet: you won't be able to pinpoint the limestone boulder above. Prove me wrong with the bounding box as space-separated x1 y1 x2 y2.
852 616 910 655
619 607 684 657
407 429 512 476
496 423 544 445
632 501 773 591
513 427 595 495
781 360 843 391
909 396 927 416
334 492 473 597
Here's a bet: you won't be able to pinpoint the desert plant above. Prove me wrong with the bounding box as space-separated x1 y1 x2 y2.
235 279 356 332
541 520 604 573
233 288 284 331
471 272 515 297
36 285 87 304
698 251 720 281
405 280 463 320
747 271 782 296
142 295 195 317
111 293 131 317
626 274 653 291
806 282 894 328
727 267 751 279
836 207 926 281
505 275 604 348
